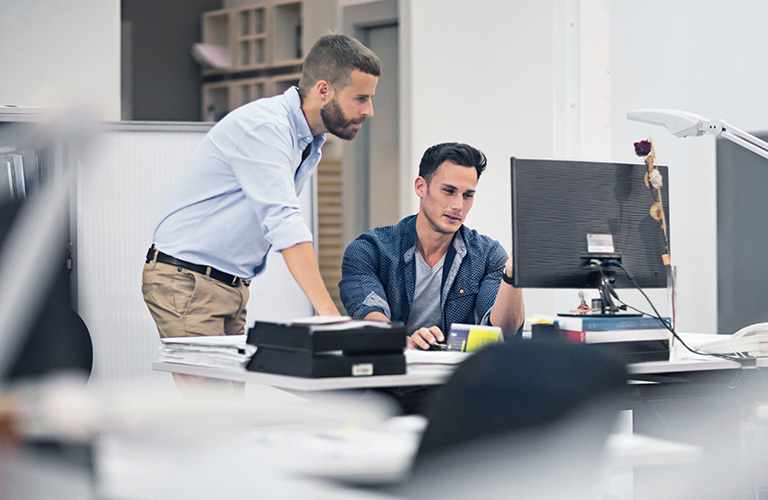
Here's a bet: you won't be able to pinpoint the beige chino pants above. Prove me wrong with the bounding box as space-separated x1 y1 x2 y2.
142 260 249 338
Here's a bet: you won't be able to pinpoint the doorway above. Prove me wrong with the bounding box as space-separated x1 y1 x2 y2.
341 0 401 244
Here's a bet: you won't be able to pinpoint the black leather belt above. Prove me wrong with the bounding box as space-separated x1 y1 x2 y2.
146 246 246 287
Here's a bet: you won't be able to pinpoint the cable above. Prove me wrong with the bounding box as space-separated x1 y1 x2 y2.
589 259 625 312
603 261 747 364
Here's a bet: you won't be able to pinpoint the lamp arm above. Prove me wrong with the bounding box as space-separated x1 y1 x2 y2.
628 108 768 161
714 121 768 161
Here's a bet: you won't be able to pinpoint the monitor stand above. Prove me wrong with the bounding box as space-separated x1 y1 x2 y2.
558 273 641 318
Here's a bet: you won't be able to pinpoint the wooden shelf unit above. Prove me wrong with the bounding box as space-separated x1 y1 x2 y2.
200 1 318 120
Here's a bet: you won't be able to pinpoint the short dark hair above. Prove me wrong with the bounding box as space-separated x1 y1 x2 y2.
299 34 381 97
418 143 487 184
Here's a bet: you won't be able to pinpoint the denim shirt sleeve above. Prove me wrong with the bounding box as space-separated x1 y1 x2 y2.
339 235 392 320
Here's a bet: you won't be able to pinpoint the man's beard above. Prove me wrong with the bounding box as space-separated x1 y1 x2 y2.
320 98 362 140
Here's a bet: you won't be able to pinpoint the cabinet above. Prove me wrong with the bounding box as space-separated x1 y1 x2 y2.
199 0 332 121
0 110 62 203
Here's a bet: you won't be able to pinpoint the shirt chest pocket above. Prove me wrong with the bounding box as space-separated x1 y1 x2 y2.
445 283 479 306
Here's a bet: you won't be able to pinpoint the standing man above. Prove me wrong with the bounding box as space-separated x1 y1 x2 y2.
340 143 525 350
143 34 381 339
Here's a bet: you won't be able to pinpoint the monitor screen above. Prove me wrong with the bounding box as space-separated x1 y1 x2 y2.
510 157 670 291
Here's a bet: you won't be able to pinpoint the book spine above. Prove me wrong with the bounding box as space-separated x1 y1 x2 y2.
446 324 502 352
559 328 670 343
557 316 670 331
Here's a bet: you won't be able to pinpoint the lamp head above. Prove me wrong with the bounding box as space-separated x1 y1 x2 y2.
627 108 709 138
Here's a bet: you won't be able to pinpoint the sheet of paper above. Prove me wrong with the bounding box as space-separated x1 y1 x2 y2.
291 316 353 325
405 350 470 365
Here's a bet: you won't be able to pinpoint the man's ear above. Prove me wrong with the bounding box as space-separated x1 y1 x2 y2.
415 176 427 198
315 80 334 104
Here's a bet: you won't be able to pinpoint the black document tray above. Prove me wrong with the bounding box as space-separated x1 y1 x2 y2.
246 346 405 378
246 319 406 354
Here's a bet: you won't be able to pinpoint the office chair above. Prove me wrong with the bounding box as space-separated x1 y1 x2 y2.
0 199 93 381
397 339 628 499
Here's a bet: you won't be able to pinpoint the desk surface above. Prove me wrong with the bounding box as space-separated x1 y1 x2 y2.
152 358 458 391
152 334 757 391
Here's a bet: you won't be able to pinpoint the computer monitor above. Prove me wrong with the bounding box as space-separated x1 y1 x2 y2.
510 157 671 313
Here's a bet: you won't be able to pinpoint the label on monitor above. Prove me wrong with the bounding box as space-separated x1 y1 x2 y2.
587 234 615 253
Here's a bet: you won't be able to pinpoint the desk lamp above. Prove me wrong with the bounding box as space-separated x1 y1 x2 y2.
627 108 768 161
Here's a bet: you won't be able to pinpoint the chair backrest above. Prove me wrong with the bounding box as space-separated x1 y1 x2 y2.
404 339 627 498
0 199 93 381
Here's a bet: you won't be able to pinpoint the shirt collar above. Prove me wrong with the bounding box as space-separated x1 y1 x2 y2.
401 215 466 263
286 86 325 150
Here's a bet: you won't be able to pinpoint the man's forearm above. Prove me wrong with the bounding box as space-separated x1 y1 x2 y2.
364 311 390 322
280 241 340 316
490 282 525 336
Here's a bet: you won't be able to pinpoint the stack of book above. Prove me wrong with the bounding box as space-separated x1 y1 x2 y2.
556 315 671 362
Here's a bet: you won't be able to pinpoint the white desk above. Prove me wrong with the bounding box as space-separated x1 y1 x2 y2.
152 335 755 392
152 356 458 391
627 356 741 375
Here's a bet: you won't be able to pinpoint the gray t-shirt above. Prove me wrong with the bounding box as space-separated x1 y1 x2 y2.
406 251 445 334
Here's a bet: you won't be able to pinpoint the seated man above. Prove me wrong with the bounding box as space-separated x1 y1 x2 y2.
339 142 524 350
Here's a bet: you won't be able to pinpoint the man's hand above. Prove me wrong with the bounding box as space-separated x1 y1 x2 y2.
407 326 445 350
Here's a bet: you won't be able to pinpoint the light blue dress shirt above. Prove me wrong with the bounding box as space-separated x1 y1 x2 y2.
152 87 325 279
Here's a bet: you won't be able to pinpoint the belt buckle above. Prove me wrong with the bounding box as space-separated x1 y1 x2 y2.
230 275 239 286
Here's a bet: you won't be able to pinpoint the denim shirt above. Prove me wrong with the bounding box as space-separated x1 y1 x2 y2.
339 215 509 333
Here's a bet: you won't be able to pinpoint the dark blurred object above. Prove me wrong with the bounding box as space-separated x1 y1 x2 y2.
0 200 93 381
531 322 559 340
390 340 627 499
415 340 626 459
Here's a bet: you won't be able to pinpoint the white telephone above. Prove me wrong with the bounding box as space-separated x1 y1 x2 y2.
695 322 768 357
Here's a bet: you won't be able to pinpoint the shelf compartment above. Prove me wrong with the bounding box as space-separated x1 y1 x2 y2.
272 1 303 67
201 9 233 74
235 78 268 109
239 7 266 36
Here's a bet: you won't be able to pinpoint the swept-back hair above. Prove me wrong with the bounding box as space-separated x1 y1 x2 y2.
418 143 487 183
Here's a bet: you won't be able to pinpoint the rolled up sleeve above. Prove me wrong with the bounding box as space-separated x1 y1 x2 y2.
340 236 391 319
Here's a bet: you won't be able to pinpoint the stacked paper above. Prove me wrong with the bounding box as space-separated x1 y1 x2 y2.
159 334 256 369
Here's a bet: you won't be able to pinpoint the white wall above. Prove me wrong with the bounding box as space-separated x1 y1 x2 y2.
403 0 578 319
402 0 768 333
611 0 768 333
0 0 121 120
404 0 555 238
